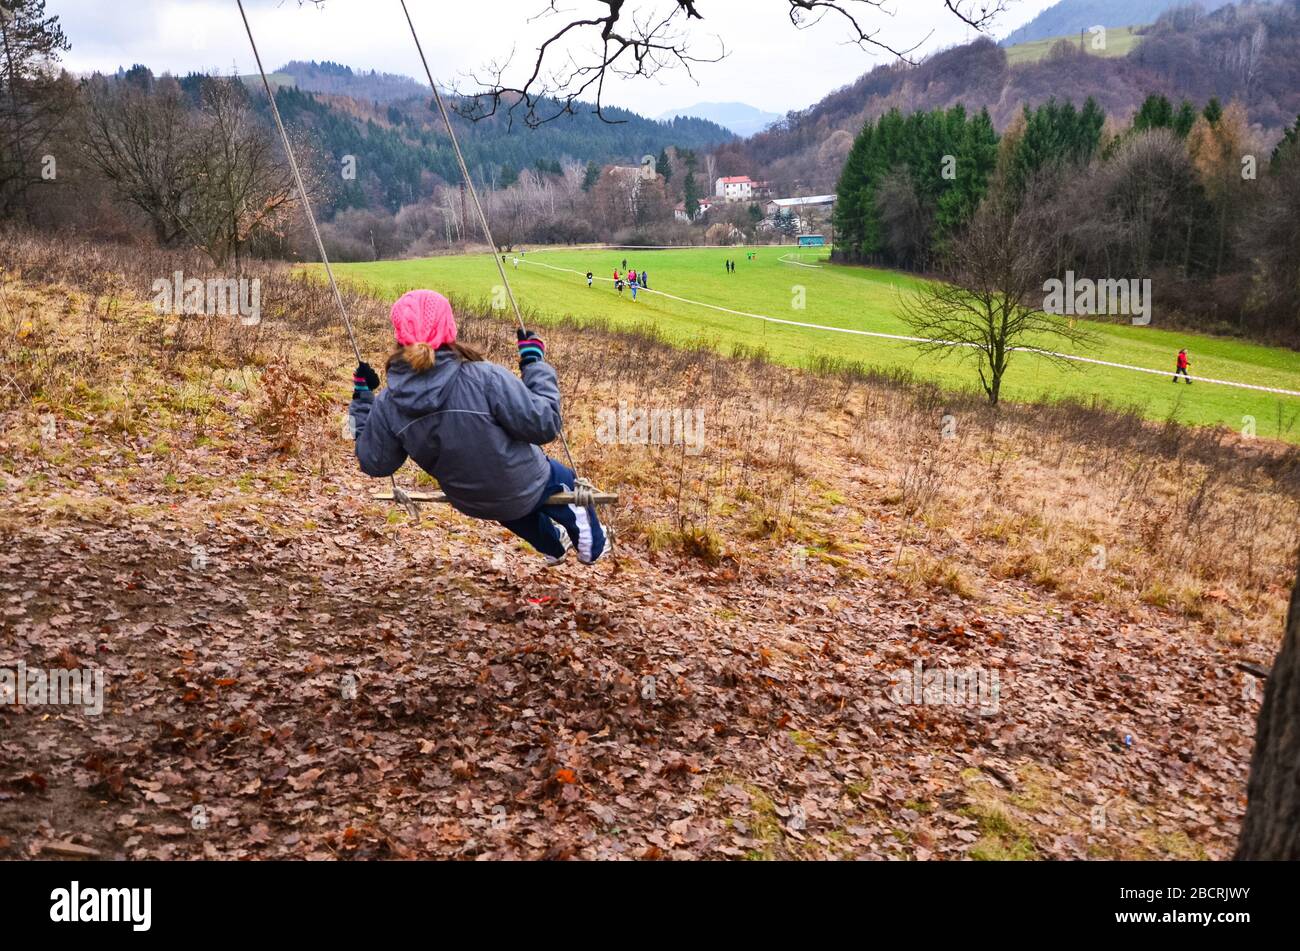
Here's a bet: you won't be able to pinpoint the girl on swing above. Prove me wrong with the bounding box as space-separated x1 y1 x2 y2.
349 289 607 565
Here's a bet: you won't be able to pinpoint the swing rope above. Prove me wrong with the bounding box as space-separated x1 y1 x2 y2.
237 0 603 513
238 0 419 514
237 0 358 364
398 0 587 489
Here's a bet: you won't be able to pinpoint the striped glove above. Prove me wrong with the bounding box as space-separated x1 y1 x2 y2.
353 362 380 396
516 328 545 368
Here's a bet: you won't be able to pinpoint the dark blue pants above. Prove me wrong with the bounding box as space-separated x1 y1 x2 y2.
500 459 607 562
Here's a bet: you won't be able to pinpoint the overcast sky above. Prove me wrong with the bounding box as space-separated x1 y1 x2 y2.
46 0 1059 117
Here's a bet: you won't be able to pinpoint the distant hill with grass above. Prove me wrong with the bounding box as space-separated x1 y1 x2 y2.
1004 23 1145 63
1001 0 1250 46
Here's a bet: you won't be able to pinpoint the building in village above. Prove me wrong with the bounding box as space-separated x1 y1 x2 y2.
674 197 715 222
714 175 774 203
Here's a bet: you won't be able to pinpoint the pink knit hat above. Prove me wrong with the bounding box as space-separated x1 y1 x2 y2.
390 289 457 348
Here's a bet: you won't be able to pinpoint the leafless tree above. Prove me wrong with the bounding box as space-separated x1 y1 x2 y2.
1055 129 1201 278
902 189 1092 405
83 75 301 268
1238 140 1300 338
82 75 200 247
189 78 299 271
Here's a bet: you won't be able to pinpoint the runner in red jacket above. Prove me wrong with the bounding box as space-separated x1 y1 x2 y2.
1173 348 1191 384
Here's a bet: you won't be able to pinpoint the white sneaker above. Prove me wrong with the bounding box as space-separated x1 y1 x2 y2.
545 531 573 567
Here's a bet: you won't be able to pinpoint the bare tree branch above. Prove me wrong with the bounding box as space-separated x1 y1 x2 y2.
298 1 1013 126
439 1 1015 127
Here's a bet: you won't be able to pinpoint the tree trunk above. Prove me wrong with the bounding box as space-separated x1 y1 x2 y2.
1236 571 1300 859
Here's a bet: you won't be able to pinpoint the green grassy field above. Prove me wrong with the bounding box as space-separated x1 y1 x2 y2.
327 247 1300 442
1005 25 1144 65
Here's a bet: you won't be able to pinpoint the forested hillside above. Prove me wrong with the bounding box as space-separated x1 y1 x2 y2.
715 0 1300 194
91 61 733 221
273 60 427 102
260 59 735 213
258 82 728 217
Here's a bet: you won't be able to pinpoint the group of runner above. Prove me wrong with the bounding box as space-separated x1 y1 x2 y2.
590 259 650 300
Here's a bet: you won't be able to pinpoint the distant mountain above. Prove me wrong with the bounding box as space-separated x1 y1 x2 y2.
275 60 428 102
1002 0 1251 45
657 101 781 137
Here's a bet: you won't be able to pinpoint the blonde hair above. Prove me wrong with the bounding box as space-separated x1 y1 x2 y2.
387 341 484 373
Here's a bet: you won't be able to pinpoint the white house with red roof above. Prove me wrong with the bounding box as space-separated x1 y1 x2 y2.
715 175 755 202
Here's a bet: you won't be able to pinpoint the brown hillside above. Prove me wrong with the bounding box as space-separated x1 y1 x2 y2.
1 232 1296 859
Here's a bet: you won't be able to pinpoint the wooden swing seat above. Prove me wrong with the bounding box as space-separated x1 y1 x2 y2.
373 489 619 506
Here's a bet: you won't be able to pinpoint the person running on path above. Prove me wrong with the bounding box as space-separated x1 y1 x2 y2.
628 268 638 288
349 290 606 565
586 271 593 288
1174 348 1192 384
640 270 648 289
629 278 638 301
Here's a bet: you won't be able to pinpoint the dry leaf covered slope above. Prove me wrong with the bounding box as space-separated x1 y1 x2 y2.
1 235 1297 859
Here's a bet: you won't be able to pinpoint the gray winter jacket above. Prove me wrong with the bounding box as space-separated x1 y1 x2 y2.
349 351 562 522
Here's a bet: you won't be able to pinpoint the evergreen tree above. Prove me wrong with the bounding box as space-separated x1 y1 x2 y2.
0 0 74 214
1173 100 1198 138
833 120 873 259
683 170 700 219
1005 97 1104 196
1133 94 1174 133
657 148 672 181
934 107 998 252
1271 114 1300 171
832 105 998 266
582 160 600 191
